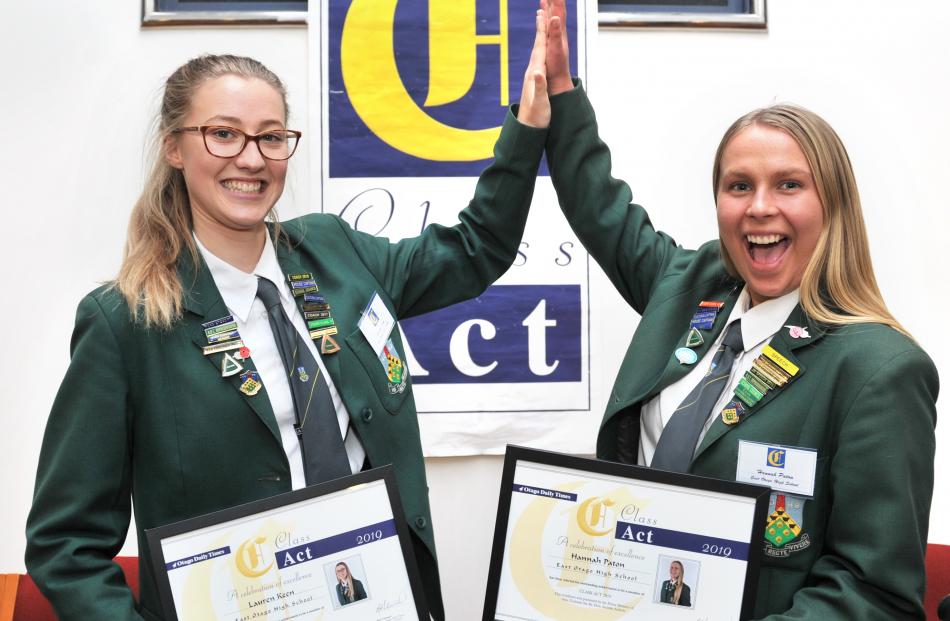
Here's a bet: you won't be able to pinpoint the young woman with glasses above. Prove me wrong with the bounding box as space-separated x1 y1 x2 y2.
26 26 552 621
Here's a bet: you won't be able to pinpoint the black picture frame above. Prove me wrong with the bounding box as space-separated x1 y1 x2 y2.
599 0 767 29
142 0 307 26
146 465 429 620
482 445 770 621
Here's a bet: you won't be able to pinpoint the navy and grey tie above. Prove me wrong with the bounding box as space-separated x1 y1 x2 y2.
651 320 744 473
256 277 351 484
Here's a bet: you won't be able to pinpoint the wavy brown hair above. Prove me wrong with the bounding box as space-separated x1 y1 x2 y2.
712 104 908 337
116 54 289 329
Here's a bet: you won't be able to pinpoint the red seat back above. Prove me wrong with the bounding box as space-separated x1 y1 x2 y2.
11 556 139 621
927 543 950 621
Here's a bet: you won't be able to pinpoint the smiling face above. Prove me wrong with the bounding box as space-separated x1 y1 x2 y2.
335 564 349 581
669 562 682 580
716 124 825 306
165 74 288 243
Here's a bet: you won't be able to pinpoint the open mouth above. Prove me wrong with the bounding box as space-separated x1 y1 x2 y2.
221 179 265 194
746 234 789 265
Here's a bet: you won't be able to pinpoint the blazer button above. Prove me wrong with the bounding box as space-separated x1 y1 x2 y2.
414 516 427 529
361 407 374 422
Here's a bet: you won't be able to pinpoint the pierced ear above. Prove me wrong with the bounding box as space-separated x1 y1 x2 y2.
164 134 184 170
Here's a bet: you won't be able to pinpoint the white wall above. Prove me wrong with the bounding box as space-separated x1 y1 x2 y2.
1 2 947 620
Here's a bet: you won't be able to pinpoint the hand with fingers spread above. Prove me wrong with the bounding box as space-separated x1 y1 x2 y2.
543 0 574 95
517 9 551 128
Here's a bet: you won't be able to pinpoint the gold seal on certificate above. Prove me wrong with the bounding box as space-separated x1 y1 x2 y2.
483 447 770 621
146 467 429 620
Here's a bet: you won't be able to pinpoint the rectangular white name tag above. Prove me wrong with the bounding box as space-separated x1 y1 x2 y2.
735 441 817 497
357 291 395 356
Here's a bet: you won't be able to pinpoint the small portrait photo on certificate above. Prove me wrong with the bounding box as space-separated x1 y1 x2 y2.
654 555 700 608
326 555 370 609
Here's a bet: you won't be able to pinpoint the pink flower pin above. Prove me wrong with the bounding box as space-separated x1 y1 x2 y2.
786 325 810 339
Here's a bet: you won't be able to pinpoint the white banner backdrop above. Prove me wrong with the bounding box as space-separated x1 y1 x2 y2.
310 0 601 455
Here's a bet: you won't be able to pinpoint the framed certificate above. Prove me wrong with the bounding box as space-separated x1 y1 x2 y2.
483 446 770 621
146 466 428 620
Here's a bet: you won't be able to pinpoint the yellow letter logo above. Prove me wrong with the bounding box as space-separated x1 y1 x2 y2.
576 496 615 536
236 536 273 578
767 447 787 468
340 0 509 162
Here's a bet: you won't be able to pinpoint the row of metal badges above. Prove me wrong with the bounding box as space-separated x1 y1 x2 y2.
201 314 261 396
199 273 341 397
288 272 341 356
679 300 800 426
721 344 798 425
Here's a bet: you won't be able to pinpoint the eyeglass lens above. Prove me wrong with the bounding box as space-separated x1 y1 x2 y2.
203 127 298 160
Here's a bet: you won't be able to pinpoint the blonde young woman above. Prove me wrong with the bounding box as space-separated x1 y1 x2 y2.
660 560 691 607
26 18 553 621
334 561 367 606
528 0 937 618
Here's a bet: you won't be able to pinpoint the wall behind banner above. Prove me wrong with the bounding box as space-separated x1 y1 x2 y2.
1 2 947 621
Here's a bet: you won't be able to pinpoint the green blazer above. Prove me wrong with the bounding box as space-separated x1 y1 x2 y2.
547 84 938 620
25 112 546 621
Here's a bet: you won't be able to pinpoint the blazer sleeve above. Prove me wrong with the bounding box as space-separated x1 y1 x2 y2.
332 107 547 319
761 348 938 621
545 81 688 315
25 293 142 621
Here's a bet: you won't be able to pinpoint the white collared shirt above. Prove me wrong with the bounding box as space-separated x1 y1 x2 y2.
639 287 801 467
195 233 365 489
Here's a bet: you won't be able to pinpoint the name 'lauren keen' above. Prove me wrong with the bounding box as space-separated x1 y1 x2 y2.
248 591 295 608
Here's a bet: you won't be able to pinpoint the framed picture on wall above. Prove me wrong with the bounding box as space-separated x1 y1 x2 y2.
599 0 767 29
142 0 307 26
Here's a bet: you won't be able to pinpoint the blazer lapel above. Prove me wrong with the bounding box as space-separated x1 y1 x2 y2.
178 253 281 443
649 285 743 398
694 304 824 458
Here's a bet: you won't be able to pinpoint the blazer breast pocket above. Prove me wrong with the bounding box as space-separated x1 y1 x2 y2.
343 327 411 415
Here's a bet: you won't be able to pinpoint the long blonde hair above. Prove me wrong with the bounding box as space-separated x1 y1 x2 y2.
116 55 289 329
336 562 356 601
712 104 908 337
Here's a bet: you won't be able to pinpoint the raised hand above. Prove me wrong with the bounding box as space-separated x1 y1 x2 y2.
543 0 573 95
516 9 551 128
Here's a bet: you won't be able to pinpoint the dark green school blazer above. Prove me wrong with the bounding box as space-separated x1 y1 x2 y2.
547 83 938 620
25 112 546 621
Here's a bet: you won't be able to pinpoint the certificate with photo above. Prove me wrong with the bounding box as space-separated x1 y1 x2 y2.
146 466 428 621
483 446 770 621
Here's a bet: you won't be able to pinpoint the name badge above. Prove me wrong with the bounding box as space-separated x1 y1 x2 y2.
735 440 817 497
357 291 395 356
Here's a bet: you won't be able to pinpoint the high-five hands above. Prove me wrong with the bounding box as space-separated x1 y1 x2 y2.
516 0 575 127
517 9 551 128
543 0 573 95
